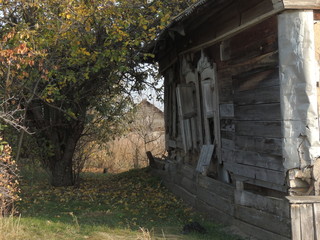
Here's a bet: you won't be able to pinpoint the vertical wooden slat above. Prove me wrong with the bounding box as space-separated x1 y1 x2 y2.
291 204 301 240
300 204 315 240
314 203 320 240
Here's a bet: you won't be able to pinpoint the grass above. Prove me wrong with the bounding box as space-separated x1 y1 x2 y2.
2 167 243 240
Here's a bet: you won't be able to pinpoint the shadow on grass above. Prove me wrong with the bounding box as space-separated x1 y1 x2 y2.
16 168 243 240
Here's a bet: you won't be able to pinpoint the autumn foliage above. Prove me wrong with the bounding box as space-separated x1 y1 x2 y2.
0 138 19 216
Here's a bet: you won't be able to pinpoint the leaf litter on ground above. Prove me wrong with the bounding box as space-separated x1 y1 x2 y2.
14 167 242 240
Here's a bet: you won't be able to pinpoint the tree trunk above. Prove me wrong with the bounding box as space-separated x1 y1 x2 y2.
49 125 83 187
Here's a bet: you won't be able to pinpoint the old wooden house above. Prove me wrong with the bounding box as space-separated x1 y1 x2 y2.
148 1 320 239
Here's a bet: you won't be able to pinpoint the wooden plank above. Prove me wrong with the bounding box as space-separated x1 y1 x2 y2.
169 183 196 207
234 85 280 106
195 199 233 225
233 219 291 240
236 120 282 138
233 67 279 92
176 84 196 119
196 145 214 173
241 0 274 24
180 9 281 55
234 205 291 237
300 204 315 240
197 186 234 215
224 162 285 185
283 0 320 9
290 204 301 240
233 174 288 192
197 174 234 199
235 136 282 156
180 176 197 195
224 149 284 171
234 190 290 218
179 164 195 179
235 103 281 121
287 196 320 204
313 203 320 240
219 104 234 118
221 138 234 150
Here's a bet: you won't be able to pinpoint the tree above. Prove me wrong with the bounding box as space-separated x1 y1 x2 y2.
0 0 198 186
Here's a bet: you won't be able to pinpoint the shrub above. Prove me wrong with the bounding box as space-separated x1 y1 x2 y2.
0 137 20 216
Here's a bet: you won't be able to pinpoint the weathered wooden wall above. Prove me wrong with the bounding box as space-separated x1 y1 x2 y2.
205 16 286 192
152 164 291 240
287 196 320 240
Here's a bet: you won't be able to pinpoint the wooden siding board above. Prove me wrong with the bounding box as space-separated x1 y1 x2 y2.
224 162 285 185
197 174 234 199
233 174 288 192
234 190 290 218
233 219 290 240
235 136 282 156
314 203 320 240
283 0 320 9
290 204 302 240
221 138 235 150
223 149 284 171
300 204 315 240
236 121 282 138
233 67 279 92
197 186 234 215
195 199 233 225
219 104 234 118
234 205 291 237
234 85 280 106
235 103 281 121
241 0 274 24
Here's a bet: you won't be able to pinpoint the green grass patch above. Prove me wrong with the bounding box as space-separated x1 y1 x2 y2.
7 168 243 240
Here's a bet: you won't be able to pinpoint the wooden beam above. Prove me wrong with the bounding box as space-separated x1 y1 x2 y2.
179 8 283 55
283 0 320 9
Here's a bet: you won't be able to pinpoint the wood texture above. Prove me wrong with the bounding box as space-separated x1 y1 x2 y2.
234 190 290 218
236 121 282 138
224 162 285 185
283 0 320 9
235 103 281 121
300 204 314 240
197 186 234 215
234 204 291 237
290 204 301 240
197 174 234 199
223 149 284 171
235 136 282 155
314 203 320 240
233 219 290 240
233 67 279 92
234 85 280 106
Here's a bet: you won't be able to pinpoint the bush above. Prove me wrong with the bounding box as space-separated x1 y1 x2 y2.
0 138 20 216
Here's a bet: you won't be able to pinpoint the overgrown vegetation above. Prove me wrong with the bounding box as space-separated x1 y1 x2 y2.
0 137 20 216
1 167 242 240
0 0 198 187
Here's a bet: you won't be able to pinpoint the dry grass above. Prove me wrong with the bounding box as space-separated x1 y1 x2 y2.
84 132 165 173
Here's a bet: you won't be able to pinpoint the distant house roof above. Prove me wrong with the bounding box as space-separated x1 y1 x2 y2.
137 99 163 115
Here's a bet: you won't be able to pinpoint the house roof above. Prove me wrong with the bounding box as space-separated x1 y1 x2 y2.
147 0 320 59
137 99 163 115
163 0 210 32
